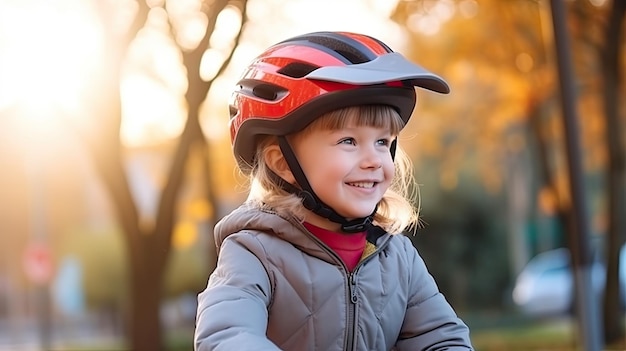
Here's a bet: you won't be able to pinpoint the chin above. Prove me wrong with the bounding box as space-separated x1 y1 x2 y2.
342 209 377 219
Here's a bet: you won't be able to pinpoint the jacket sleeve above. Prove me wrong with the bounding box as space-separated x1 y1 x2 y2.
194 233 280 351
395 237 474 351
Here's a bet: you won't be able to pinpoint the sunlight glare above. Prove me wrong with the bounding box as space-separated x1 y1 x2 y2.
406 0 456 36
368 0 400 17
408 13 441 36
105 0 140 36
0 0 103 118
166 0 207 50
147 0 165 8
431 0 456 22
200 5 242 81
177 12 208 50
121 6 189 148
201 76 231 141
243 0 405 49
120 74 186 147
210 5 242 51
458 0 479 18
200 49 227 81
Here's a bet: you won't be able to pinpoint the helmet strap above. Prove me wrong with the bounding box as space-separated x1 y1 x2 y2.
274 136 374 233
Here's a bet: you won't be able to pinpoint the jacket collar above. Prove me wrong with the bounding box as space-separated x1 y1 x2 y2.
214 201 391 263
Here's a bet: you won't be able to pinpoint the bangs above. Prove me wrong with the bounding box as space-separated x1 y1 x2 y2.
304 105 405 136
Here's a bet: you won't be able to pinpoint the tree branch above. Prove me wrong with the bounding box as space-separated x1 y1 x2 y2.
151 0 249 263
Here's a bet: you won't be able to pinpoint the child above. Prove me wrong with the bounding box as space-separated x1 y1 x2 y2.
194 31 473 351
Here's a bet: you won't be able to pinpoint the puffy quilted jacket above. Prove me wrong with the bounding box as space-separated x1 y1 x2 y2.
194 202 473 350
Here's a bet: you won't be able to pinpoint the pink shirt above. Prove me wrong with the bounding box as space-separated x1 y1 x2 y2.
303 222 366 272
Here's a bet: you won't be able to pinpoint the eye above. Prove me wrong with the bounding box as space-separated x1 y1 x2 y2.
376 138 391 147
338 137 356 145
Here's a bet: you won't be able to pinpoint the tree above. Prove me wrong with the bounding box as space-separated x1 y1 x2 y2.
564 0 626 344
595 0 625 344
391 0 563 284
79 0 248 350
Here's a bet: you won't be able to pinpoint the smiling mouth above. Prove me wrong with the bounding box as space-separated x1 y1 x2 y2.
347 182 376 188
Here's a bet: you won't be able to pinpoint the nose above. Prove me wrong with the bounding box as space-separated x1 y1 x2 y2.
360 147 383 169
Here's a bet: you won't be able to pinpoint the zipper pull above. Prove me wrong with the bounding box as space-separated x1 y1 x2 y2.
349 273 358 303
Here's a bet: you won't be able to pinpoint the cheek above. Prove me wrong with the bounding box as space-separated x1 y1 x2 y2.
384 161 396 182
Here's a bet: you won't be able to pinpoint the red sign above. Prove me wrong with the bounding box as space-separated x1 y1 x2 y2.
23 242 54 284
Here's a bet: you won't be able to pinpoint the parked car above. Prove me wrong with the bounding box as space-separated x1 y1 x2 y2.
512 246 626 317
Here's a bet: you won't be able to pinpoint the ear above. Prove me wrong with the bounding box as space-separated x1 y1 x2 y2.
264 144 296 184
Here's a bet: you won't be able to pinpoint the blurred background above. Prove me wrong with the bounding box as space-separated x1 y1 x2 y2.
0 0 624 350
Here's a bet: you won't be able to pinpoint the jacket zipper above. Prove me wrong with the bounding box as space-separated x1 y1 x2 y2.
345 271 359 350
297 223 392 350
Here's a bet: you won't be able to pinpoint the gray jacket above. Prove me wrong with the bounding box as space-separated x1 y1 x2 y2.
195 202 473 350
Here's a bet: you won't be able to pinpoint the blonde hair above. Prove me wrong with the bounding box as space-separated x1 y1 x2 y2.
247 105 419 234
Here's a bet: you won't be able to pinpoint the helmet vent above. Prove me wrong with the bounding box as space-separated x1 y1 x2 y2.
277 62 319 78
305 36 371 64
252 83 286 101
229 105 238 118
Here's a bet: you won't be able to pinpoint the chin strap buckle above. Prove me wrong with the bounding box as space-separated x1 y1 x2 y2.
341 217 372 233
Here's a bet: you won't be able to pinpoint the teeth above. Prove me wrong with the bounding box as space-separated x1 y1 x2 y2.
349 182 375 188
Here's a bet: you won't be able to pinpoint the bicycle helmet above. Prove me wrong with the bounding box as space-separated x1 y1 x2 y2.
229 31 449 171
228 31 449 232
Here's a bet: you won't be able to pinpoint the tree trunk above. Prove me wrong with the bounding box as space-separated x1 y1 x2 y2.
602 0 626 345
130 245 164 351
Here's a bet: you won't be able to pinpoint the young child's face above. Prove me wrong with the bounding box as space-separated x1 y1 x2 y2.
289 123 395 231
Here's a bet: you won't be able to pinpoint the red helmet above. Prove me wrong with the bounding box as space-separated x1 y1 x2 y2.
229 31 449 171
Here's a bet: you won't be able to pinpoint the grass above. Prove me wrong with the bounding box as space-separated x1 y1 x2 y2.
465 312 626 351
45 315 626 351
470 318 576 351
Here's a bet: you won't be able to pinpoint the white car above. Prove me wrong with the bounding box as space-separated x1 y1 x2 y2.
512 246 625 316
